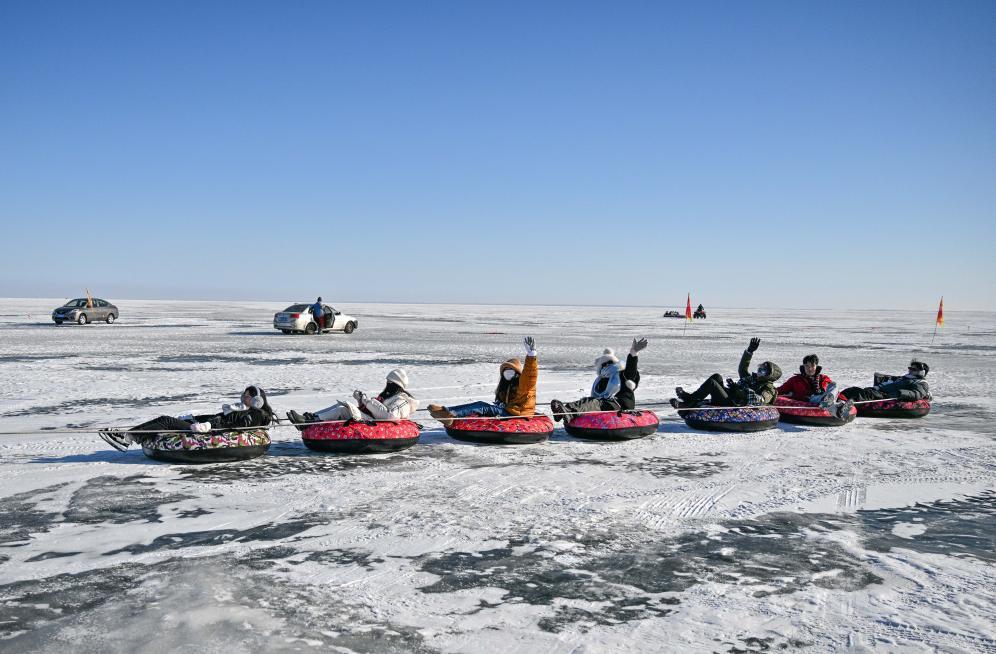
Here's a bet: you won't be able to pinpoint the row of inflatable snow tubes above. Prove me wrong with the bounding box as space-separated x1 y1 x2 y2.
137 399 932 464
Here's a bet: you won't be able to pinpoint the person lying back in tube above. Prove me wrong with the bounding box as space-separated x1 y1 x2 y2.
840 360 931 403
285 368 418 430
777 353 853 419
670 338 781 409
98 385 275 451
428 337 539 426
550 337 648 423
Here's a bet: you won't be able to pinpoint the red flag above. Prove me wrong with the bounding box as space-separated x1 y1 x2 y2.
936 297 944 327
685 293 692 322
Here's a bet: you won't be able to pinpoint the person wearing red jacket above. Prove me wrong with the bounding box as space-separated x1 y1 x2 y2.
778 354 853 419
778 354 836 404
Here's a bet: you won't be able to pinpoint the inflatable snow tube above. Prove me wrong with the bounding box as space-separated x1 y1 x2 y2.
678 405 780 433
301 419 421 453
564 410 660 440
774 397 856 427
840 395 931 419
445 415 554 445
141 429 270 464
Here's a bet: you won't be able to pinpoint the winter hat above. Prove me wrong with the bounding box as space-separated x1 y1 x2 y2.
593 348 620 372
500 358 523 375
386 368 409 390
760 362 782 382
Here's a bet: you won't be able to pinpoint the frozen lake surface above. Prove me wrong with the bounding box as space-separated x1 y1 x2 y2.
1 299 994 652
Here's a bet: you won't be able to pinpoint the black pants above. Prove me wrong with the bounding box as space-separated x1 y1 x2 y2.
128 415 206 443
840 386 889 402
687 374 738 407
562 397 621 419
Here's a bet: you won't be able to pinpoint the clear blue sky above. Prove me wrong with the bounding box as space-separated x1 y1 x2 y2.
2 1 993 309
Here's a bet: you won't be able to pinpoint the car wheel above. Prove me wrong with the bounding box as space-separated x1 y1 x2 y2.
305 323 317 335
106 313 116 324
77 313 88 325
53 320 63 325
281 329 291 334
344 322 355 334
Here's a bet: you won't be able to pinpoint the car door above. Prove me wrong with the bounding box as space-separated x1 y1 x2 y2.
95 299 109 320
325 307 342 329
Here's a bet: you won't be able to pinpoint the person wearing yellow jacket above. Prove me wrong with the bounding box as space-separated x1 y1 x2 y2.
428 337 538 425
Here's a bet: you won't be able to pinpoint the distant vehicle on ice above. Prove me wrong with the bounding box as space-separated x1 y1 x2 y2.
52 298 119 325
273 303 358 335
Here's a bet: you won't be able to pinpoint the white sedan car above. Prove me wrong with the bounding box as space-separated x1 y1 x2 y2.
273 303 358 335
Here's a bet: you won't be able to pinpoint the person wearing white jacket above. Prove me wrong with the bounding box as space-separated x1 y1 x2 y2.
286 369 418 429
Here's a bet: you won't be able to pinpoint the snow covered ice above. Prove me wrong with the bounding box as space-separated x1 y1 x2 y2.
0 298 994 652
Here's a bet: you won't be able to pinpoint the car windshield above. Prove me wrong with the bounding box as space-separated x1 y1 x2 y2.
283 304 309 312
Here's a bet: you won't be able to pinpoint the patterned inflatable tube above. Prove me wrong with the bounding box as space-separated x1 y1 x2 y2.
141 429 271 463
445 415 554 444
678 405 780 432
840 395 931 419
564 410 660 440
301 420 421 453
774 397 856 427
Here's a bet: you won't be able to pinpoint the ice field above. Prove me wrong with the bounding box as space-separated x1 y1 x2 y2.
0 298 993 653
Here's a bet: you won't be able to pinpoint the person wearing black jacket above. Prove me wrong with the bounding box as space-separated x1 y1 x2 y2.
98 385 275 451
670 338 782 408
840 360 931 402
550 338 647 422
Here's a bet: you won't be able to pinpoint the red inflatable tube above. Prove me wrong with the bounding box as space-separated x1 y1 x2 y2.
839 394 931 419
774 397 856 427
445 415 554 445
301 420 421 453
564 410 660 440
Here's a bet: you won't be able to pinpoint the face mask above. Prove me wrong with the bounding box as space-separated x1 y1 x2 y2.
503 369 517 381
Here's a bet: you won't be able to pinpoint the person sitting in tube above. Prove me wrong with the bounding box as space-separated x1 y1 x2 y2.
428 337 538 426
550 338 648 423
670 338 781 408
285 368 418 430
777 353 853 419
98 385 275 451
839 360 931 403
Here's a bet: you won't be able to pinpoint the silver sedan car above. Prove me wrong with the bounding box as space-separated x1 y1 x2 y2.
52 298 119 325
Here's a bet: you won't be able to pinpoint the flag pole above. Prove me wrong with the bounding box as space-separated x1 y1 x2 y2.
931 296 943 345
683 292 691 337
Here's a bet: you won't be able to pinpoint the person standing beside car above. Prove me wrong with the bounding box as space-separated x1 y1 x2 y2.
312 297 324 332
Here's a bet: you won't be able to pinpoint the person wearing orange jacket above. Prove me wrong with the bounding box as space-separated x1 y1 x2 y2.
428 337 538 425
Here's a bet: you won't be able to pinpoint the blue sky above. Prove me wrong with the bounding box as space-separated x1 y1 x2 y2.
1 1 993 309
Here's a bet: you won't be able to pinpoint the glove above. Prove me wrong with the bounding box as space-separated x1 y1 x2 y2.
190 422 212 434
177 413 194 422
747 338 761 353
726 378 735 388
630 337 648 355
353 390 369 404
524 336 536 356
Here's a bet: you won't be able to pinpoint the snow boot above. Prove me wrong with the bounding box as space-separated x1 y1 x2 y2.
550 400 567 423
99 430 132 452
